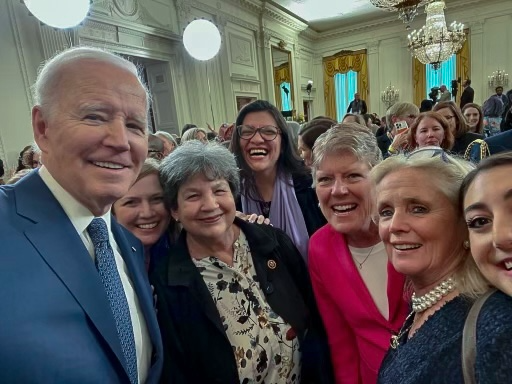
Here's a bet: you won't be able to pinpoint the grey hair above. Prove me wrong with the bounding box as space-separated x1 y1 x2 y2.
370 152 488 298
32 46 151 119
154 130 178 148
159 141 240 210
341 113 366 126
311 123 382 187
181 127 207 143
385 102 419 129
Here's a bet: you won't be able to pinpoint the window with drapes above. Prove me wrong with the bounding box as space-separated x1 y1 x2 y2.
323 49 368 121
425 54 456 98
334 71 358 121
280 82 292 111
413 33 470 106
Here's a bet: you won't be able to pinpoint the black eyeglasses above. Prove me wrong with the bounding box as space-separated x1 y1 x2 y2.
237 125 281 141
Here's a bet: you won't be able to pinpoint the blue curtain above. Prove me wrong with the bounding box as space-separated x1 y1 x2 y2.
280 82 292 111
334 71 358 121
426 55 456 98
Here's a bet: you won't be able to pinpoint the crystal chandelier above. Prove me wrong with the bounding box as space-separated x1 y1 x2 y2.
370 0 433 25
488 69 509 88
407 1 465 70
381 84 400 108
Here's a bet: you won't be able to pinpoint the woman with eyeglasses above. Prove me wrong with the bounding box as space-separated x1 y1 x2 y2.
407 111 454 151
433 101 483 156
371 148 503 383
309 124 408 384
230 100 326 262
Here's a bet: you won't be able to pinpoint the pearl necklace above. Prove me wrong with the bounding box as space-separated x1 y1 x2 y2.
411 277 456 313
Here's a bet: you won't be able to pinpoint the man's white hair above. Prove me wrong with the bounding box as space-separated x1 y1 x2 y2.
32 46 151 118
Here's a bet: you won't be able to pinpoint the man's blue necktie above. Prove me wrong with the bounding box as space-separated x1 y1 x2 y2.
87 218 138 384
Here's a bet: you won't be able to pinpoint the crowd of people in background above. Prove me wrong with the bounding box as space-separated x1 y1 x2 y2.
3 45 512 384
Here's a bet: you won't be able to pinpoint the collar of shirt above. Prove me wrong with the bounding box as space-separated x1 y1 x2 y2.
38 165 112 242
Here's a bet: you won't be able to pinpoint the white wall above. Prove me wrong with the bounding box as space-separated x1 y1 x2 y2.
2 0 511 168
303 0 512 117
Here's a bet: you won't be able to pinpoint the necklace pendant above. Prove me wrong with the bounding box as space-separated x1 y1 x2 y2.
358 263 363 269
390 335 400 349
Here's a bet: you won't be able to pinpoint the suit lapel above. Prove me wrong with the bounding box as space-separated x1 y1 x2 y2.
15 173 130 379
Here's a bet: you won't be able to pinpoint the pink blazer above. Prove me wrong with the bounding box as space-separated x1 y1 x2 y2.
308 224 408 384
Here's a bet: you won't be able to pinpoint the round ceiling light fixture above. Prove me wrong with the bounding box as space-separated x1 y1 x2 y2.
24 0 90 29
183 19 221 61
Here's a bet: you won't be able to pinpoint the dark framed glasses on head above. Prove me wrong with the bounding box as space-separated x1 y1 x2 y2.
237 125 280 141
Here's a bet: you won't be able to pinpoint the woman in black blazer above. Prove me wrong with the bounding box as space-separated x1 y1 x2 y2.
152 141 333 384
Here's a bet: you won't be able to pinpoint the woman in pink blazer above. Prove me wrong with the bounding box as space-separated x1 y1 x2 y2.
309 124 408 384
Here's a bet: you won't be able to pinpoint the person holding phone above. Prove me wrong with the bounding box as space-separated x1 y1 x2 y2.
377 102 419 158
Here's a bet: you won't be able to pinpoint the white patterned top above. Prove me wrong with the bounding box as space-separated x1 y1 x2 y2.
192 230 301 383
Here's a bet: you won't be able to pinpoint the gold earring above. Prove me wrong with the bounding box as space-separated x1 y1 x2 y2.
463 240 470 250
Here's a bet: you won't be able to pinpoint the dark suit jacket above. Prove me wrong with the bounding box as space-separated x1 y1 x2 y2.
460 86 474 109
0 171 163 383
151 217 334 384
346 99 367 114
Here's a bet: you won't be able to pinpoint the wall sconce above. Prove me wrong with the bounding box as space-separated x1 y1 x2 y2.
488 69 509 88
306 80 313 98
381 83 399 108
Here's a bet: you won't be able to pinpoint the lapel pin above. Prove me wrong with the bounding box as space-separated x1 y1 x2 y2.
131 246 136 252
267 260 277 269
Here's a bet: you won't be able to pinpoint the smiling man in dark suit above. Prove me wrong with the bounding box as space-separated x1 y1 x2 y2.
0 47 162 383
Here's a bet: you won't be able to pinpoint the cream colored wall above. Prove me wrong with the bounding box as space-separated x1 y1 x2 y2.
305 0 512 118
1 0 511 168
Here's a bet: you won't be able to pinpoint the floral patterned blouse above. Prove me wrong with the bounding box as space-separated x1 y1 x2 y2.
192 230 301 383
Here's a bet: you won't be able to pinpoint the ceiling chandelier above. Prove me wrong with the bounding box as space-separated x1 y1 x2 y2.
407 1 465 70
370 0 433 25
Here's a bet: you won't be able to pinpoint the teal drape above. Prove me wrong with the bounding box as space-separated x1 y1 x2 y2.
426 54 456 98
334 70 358 121
280 82 292 111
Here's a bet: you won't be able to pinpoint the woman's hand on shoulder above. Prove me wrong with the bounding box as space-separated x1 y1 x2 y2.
235 211 271 225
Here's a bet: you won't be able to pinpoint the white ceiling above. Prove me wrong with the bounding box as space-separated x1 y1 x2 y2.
271 0 390 32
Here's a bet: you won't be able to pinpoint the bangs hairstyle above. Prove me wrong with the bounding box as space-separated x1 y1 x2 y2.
311 123 382 187
159 141 240 210
370 151 488 298
231 100 305 198
433 101 469 138
32 46 151 120
408 111 455 151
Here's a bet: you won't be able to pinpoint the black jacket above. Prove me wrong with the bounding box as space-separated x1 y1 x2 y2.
451 132 484 156
346 99 367 114
236 173 326 237
460 86 474 109
151 217 334 384
377 133 392 159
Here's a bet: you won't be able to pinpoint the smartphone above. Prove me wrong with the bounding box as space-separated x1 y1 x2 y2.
394 121 409 134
